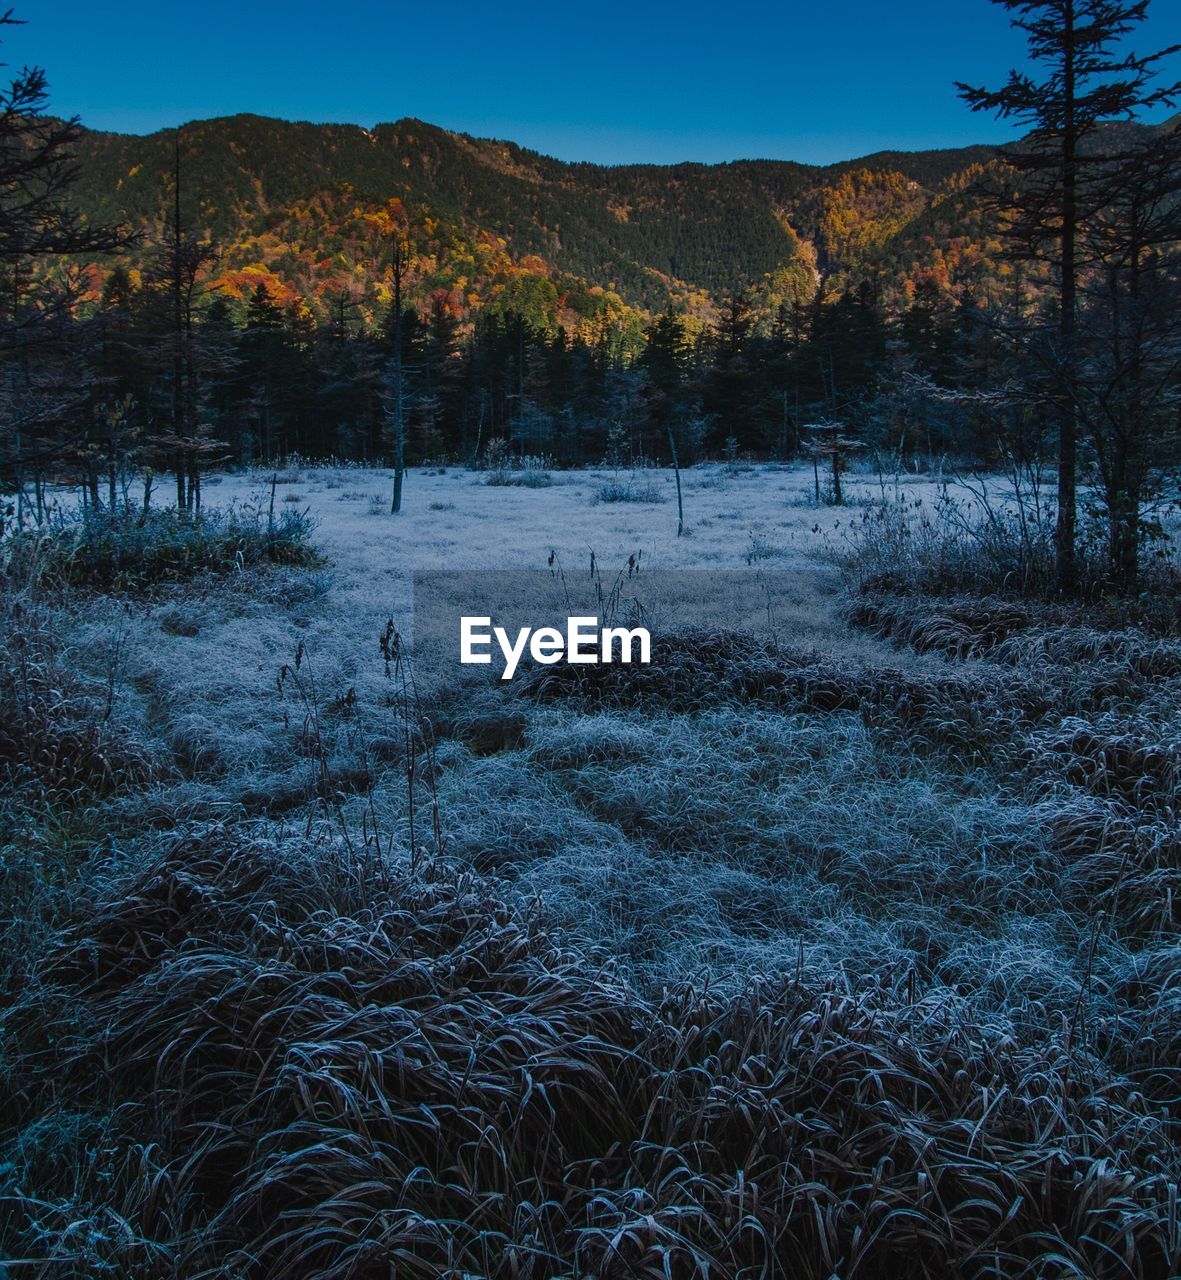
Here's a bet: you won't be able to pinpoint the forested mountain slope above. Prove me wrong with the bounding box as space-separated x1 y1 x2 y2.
68 113 1006 324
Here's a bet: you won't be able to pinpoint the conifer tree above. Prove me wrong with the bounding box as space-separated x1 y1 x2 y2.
958 0 1180 590
0 10 127 505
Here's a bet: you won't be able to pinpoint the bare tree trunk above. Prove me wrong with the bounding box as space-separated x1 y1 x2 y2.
391 412 404 514
13 428 23 527
1055 0 1078 593
390 235 406 515
471 398 485 467
138 469 153 528
172 133 186 512
666 424 684 537
1111 235 1147 586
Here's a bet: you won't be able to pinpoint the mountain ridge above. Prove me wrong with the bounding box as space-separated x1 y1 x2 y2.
64 110 1173 329
73 110 1001 173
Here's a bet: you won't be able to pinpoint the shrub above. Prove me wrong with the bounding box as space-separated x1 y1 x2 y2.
840 489 1181 625
4 504 321 590
475 438 549 486
594 477 665 504
484 452 555 487
838 490 1060 596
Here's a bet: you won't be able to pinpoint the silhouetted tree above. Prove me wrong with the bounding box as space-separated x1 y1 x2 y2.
958 0 1180 589
0 9 128 512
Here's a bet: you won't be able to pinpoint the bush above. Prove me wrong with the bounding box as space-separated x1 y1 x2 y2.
476 439 555 486
594 477 665 504
839 490 1060 596
484 453 555 487
3 503 321 590
745 530 784 562
840 490 1181 626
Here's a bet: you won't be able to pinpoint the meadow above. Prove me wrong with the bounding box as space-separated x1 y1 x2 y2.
2 460 1180 1277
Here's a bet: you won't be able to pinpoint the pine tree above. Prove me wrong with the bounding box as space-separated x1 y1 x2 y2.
236 284 291 464
638 311 692 461
957 0 1180 590
0 10 127 509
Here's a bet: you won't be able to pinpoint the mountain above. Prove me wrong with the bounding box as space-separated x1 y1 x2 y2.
65 113 1013 329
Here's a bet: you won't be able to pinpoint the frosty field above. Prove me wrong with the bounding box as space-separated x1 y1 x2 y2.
33 460 1176 1005
176 459 918 661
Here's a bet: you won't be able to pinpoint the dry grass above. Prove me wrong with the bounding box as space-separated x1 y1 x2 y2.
2 830 1178 1278
842 590 1181 948
0 594 157 806
514 627 1053 766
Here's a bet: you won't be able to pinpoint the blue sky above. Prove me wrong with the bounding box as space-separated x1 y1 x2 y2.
16 0 1181 164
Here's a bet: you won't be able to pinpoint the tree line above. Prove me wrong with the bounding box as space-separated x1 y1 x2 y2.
1 1 1179 587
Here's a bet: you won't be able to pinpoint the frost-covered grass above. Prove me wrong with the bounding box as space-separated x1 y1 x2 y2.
4 500 320 589
5 833 1179 1276
594 475 666 503
840 484 1181 619
3 831 1180 1276
8 461 1177 1002
3 461 1181 1275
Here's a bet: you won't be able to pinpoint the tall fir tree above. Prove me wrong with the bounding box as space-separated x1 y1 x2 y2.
958 0 1180 589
